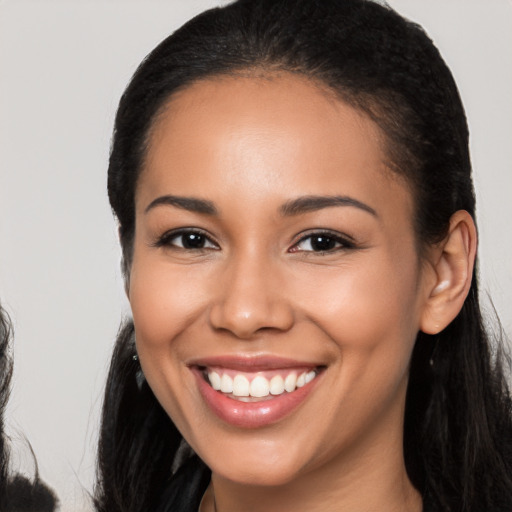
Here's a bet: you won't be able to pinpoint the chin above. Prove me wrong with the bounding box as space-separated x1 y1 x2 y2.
212 460 302 487
197 435 312 487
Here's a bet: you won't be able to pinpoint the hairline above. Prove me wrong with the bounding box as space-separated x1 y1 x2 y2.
121 66 431 277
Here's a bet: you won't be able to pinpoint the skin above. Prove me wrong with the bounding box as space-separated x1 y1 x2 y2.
128 73 475 512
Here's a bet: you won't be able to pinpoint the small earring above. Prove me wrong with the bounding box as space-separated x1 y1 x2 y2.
132 352 145 389
135 367 146 390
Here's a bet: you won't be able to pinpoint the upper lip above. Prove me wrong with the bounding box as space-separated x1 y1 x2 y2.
187 354 323 372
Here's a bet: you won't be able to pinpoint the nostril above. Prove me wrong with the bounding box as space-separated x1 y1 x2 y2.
208 275 294 338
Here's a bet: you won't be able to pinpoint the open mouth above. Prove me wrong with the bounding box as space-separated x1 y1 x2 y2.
190 357 326 427
199 366 322 402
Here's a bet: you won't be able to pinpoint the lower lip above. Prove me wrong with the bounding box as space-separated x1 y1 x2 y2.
192 368 321 429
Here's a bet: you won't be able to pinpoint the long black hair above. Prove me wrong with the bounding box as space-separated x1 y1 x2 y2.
0 303 59 511
0 303 13 510
96 1 512 510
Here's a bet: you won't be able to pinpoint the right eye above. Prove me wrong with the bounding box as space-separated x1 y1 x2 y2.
155 229 218 250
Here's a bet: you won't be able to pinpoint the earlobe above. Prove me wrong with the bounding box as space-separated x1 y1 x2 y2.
420 210 477 335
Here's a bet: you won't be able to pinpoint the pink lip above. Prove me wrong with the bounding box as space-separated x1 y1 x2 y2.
188 354 322 372
189 356 323 429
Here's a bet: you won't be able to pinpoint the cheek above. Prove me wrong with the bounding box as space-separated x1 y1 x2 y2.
294 255 421 442
128 254 210 433
129 251 209 349
127 249 215 422
293 251 422 365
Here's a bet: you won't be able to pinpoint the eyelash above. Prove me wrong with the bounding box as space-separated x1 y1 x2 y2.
289 230 355 254
153 228 219 251
153 228 355 254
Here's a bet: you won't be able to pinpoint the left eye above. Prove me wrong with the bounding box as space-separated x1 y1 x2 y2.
291 233 351 253
157 230 218 250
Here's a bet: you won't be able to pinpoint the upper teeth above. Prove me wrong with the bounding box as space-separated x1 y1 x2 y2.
207 370 317 398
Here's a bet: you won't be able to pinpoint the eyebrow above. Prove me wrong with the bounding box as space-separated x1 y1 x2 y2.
280 195 377 217
144 193 377 218
145 195 217 215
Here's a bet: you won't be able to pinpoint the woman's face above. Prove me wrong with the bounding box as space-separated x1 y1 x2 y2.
129 74 432 486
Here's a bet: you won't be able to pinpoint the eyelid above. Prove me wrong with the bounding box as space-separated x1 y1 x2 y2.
288 229 356 253
152 227 220 250
151 227 355 253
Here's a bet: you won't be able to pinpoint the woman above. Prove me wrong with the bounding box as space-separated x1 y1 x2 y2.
95 0 512 511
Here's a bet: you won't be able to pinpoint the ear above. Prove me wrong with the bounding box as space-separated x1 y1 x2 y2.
420 210 477 335
118 225 131 299
122 260 131 299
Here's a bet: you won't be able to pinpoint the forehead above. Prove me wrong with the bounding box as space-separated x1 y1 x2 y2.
139 73 412 219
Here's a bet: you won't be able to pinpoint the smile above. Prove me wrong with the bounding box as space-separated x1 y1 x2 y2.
190 357 324 428
205 367 319 401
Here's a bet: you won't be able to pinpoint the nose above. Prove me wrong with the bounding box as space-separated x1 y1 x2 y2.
208 255 294 339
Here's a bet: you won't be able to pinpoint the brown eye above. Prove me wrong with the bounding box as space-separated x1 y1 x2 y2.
309 235 337 251
156 229 218 250
180 232 208 249
291 232 354 253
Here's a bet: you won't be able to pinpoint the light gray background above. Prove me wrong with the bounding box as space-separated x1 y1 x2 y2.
0 1 510 510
